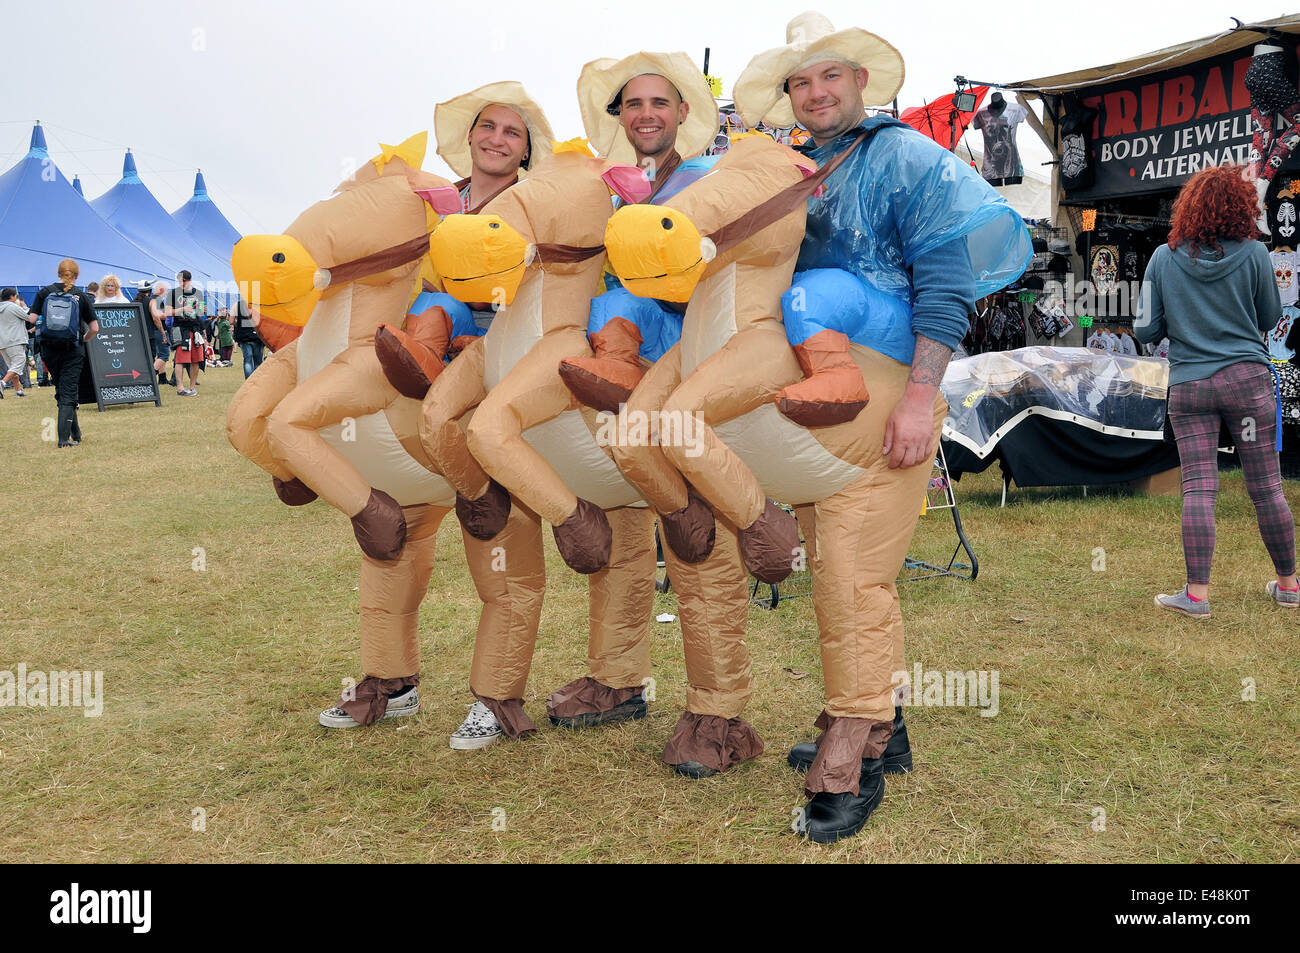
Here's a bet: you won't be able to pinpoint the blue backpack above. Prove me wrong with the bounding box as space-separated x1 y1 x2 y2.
41 290 81 342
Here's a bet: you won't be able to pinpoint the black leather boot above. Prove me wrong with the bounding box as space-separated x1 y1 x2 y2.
799 756 885 844
787 706 912 774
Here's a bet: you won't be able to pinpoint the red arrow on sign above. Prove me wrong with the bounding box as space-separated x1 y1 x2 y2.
105 369 142 379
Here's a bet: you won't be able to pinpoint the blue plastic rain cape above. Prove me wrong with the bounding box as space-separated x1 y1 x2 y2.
408 290 485 344
782 268 915 363
794 116 1032 362
592 154 718 359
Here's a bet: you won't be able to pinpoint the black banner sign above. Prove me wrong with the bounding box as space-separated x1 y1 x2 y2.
1063 43 1299 201
83 302 161 410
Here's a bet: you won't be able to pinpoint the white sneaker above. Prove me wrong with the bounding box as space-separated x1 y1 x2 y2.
319 686 420 729
449 701 503 750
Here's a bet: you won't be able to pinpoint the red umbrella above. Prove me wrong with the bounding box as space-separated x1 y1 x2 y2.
900 86 989 150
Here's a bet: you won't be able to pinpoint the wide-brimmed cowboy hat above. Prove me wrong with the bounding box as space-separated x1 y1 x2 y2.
435 81 555 179
733 11 905 128
577 51 719 164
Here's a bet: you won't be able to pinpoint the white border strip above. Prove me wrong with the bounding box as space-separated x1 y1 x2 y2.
942 405 1167 459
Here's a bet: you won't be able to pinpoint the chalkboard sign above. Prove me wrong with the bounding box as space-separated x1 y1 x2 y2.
83 303 162 410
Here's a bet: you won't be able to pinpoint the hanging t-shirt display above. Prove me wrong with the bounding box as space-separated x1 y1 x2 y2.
1268 176 1300 242
1270 305 1300 361
972 97 1027 183
1059 95 1099 191
1272 249 1299 306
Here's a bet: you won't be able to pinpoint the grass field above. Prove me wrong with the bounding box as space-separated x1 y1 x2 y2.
2 365 1297 863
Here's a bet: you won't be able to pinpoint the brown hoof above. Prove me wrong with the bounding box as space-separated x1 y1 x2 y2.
552 499 612 574
351 488 407 561
738 499 800 584
558 357 639 413
777 396 869 427
658 490 715 563
455 480 512 541
375 324 441 399
272 475 318 506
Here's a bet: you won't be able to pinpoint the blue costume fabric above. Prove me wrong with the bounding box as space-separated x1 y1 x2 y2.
589 155 717 363
790 116 1032 364
406 290 487 353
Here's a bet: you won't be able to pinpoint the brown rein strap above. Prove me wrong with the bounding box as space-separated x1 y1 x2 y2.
643 151 683 205
705 130 869 258
533 243 605 264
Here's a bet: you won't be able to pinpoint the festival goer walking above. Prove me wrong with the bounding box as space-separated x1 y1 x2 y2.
233 298 263 378
1137 165 1297 617
167 271 204 396
27 259 99 445
0 288 33 397
214 309 234 366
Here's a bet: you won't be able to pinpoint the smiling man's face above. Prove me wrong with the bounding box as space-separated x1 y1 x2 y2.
787 60 870 145
618 73 689 165
468 104 530 178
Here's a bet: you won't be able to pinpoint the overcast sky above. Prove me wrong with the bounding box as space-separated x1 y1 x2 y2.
3 0 1294 237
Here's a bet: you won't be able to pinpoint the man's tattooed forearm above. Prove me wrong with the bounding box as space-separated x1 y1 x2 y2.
908 336 953 388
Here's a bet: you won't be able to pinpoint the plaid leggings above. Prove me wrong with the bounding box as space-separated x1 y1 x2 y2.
1167 362 1296 585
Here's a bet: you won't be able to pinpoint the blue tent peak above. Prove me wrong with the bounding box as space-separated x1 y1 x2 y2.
28 123 48 159
72 175 84 196
192 170 211 201
122 150 141 183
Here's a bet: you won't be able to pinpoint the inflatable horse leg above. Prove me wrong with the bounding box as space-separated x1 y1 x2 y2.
777 329 870 427
609 344 715 564
336 501 448 726
801 371 945 793
661 327 802 583
546 504 655 725
376 304 453 400
266 349 407 560
463 498 547 738
225 340 318 504
417 337 510 541
466 329 614 574
658 514 764 778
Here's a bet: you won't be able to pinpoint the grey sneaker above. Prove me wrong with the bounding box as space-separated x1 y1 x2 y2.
449 701 504 750
319 685 419 729
1266 580 1299 608
1155 587 1210 619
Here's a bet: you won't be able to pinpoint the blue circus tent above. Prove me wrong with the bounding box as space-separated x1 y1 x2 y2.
171 171 242 264
90 151 236 306
0 125 174 298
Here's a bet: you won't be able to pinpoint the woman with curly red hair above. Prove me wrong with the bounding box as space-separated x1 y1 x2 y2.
1137 164 1296 617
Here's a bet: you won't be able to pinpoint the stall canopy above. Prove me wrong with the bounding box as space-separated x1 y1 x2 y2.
90 151 236 303
0 125 174 296
171 171 242 264
1008 15 1300 95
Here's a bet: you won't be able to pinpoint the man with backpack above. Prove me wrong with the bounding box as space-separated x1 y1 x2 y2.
27 258 100 447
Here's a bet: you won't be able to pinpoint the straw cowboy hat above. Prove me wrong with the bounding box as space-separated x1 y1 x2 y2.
733 11 905 128
435 81 556 179
577 51 720 165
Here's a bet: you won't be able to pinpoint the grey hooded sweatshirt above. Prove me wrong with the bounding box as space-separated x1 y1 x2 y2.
1135 238 1280 386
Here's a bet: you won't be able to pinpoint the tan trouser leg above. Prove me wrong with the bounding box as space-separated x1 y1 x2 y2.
359 503 448 677
587 505 655 688
812 388 946 721
661 516 752 718
465 498 546 701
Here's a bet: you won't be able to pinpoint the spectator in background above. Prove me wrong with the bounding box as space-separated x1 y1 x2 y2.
233 297 263 377
0 288 33 397
96 275 129 304
1137 165 1297 617
85 281 99 299
146 282 172 386
167 270 204 396
214 308 234 366
27 259 99 446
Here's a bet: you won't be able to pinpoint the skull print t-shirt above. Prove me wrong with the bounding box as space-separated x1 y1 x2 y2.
1272 249 1298 306
973 102 1027 181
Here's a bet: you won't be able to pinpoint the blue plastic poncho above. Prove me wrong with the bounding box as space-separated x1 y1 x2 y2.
794 116 1032 363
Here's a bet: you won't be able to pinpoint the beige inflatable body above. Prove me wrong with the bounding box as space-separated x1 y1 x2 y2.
420 152 764 770
225 144 544 728
604 135 947 789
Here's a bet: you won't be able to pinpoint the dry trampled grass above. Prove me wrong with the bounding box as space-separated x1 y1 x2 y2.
1 367 1296 862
